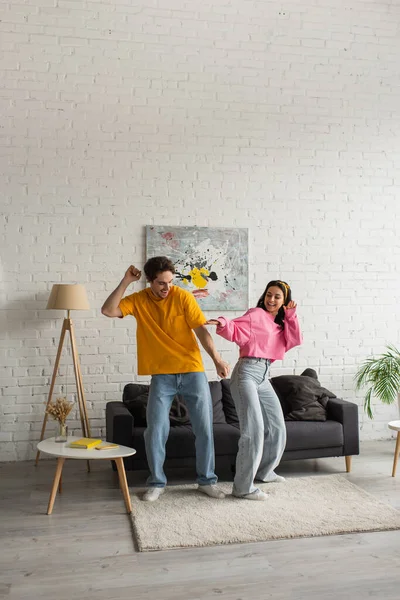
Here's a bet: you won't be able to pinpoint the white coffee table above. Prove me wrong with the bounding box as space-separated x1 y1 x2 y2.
388 420 400 477
37 437 136 515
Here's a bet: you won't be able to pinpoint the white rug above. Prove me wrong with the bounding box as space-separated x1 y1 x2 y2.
131 475 400 552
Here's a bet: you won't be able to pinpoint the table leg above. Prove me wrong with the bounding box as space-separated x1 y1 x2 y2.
345 456 352 473
115 457 132 514
391 432 400 477
47 457 66 515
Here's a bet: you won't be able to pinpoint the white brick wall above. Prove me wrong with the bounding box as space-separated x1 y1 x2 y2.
1 0 400 461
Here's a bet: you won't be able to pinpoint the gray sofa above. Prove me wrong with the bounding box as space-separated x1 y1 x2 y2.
106 370 359 474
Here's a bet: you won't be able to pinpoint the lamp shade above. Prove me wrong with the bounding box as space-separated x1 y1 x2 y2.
46 284 90 310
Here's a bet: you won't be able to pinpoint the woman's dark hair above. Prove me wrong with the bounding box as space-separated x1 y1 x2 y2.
144 256 176 282
256 280 292 329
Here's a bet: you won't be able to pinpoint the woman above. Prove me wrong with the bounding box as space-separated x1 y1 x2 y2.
207 280 302 500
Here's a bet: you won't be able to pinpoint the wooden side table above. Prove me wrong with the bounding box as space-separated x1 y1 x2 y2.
388 420 400 478
37 437 136 514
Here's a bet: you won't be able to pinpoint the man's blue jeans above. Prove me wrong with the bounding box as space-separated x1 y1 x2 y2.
144 372 218 488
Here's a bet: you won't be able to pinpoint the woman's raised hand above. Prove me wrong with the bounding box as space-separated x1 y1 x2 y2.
284 301 297 310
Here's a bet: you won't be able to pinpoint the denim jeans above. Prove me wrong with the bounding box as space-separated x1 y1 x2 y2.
230 358 286 496
144 372 218 488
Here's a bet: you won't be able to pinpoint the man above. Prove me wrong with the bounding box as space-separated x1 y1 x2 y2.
101 256 230 501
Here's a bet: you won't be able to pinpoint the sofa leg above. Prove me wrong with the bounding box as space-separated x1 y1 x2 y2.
345 456 352 473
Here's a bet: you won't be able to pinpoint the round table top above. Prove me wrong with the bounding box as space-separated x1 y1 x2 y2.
37 437 136 459
388 420 400 432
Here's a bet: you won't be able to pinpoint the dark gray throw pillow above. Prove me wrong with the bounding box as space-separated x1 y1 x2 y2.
123 391 191 426
123 392 149 427
270 373 336 421
169 394 190 425
122 384 150 427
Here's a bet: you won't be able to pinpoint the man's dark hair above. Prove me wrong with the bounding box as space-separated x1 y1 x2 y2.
143 256 176 282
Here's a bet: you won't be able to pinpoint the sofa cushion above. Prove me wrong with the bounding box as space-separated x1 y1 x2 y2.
170 395 191 424
209 381 227 424
122 384 151 427
165 425 196 458
122 382 227 426
131 423 239 459
123 387 190 426
213 423 240 455
164 424 240 458
270 374 336 421
123 392 149 427
220 378 239 426
300 368 318 379
285 420 344 451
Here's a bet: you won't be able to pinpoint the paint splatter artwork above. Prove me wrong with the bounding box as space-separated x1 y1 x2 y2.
146 226 249 310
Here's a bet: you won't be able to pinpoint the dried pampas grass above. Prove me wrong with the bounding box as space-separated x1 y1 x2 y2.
46 397 74 424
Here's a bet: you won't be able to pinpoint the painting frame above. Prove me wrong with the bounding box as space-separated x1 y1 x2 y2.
146 225 249 311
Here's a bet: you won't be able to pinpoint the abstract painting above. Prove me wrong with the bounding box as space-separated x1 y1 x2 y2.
146 226 248 310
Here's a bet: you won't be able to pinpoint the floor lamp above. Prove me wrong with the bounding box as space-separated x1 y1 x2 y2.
36 284 91 465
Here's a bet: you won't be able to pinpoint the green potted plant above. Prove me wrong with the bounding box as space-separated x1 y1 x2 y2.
355 344 400 419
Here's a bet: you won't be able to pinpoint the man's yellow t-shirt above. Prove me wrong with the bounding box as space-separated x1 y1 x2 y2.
118 286 206 375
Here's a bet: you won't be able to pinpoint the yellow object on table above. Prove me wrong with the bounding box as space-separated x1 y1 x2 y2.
69 438 102 449
95 443 119 450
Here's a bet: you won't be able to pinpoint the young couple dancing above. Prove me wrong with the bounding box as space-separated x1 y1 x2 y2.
102 256 302 502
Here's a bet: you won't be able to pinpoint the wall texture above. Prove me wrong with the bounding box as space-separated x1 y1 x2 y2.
1 0 400 461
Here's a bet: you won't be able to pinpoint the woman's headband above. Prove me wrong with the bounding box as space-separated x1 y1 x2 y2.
278 281 290 300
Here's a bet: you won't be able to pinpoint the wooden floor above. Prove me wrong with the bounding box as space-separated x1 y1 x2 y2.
1 440 399 600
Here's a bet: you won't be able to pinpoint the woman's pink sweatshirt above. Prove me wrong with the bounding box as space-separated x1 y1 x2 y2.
216 307 302 362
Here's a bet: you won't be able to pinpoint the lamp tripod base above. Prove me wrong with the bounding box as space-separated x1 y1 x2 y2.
35 317 91 470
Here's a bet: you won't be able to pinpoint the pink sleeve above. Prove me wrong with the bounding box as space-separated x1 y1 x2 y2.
283 308 303 352
216 311 251 348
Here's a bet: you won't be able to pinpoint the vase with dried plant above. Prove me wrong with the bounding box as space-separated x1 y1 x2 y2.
45 397 74 442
